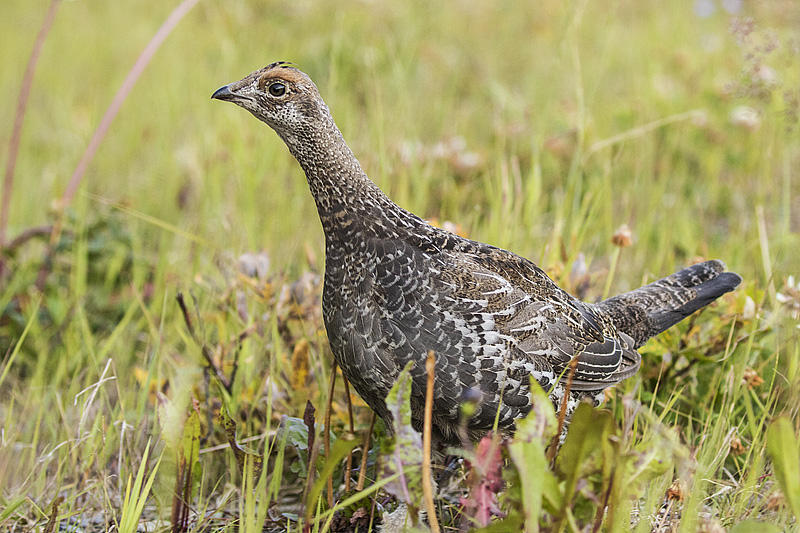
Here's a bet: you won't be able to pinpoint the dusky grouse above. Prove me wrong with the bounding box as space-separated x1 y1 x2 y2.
212 62 742 443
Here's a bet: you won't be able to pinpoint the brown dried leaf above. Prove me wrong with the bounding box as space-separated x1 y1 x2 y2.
729 433 746 456
291 339 310 391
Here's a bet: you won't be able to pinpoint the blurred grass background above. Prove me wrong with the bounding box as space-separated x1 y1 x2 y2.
2 0 797 279
1 0 799 531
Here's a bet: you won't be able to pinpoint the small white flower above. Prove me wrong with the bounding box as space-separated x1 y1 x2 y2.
754 65 779 87
730 106 761 131
742 296 756 320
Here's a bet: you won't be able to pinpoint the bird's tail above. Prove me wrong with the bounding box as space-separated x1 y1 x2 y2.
596 260 742 348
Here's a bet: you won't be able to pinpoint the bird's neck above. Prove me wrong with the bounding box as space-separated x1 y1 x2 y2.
278 111 401 238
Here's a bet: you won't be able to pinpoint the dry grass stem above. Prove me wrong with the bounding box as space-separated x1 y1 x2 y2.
176 292 231 392
356 412 377 492
422 350 441 533
0 0 61 253
302 400 318 518
3 225 54 253
42 496 62 533
584 109 705 159
343 375 356 492
324 362 337 508
548 356 580 462
59 0 201 210
31 0 201 291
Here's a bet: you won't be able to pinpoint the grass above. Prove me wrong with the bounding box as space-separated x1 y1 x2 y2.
1 0 799 531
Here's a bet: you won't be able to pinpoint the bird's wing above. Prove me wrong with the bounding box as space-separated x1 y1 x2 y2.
431 243 641 391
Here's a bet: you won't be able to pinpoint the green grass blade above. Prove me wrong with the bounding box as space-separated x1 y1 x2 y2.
0 296 40 390
766 416 800 521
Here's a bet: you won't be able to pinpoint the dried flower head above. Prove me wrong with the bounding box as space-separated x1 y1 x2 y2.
238 251 271 280
729 432 746 456
765 491 784 511
667 480 685 501
776 275 800 319
611 224 633 247
742 367 764 389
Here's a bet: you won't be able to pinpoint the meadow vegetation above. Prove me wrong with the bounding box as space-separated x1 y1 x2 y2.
1 0 799 531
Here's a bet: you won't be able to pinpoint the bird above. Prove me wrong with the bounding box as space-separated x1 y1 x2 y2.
212 62 742 444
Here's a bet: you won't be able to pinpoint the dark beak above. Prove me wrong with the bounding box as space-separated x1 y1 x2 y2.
211 84 235 101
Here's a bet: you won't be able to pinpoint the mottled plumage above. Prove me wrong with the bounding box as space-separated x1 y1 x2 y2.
212 62 742 443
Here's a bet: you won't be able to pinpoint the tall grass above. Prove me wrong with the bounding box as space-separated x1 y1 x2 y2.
1 0 799 531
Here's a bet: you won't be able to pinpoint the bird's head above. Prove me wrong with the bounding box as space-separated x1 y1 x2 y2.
212 62 326 137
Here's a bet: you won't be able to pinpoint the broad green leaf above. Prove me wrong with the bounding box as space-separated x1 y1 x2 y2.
278 415 311 451
508 434 550 532
180 410 201 495
766 416 800 521
172 409 202 529
471 513 523 533
556 403 614 513
523 378 558 440
605 452 633 533
508 382 561 531
304 434 359 522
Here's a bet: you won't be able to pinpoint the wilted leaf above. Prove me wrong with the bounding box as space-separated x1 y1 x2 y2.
219 398 262 478
304 400 316 456
462 435 506 527
277 415 312 477
290 339 310 391
181 410 201 480
42 496 62 533
381 362 423 505
171 410 201 532
766 416 800 521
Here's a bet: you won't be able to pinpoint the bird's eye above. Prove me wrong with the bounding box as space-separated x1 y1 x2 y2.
268 82 286 97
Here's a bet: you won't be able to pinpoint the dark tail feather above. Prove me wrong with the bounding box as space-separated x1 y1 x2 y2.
597 260 742 348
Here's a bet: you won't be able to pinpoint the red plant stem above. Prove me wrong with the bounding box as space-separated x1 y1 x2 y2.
59 0 201 209
0 0 62 249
